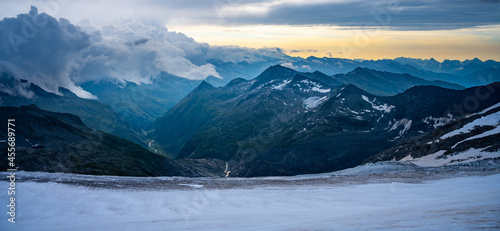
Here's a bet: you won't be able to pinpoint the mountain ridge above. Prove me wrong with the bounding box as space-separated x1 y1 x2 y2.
148 64 500 176
0 75 146 146
0 105 226 176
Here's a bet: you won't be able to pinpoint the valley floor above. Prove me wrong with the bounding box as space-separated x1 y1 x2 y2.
1 161 500 230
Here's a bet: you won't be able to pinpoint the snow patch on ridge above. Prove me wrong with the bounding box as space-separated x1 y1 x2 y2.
148 140 158 154
451 126 500 149
273 79 292 90
401 147 500 167
466 102 500 118
389 118 412 139
299 79 331 93
362 95 395 113
303 96 329 109
423 113 454 128
441 111 500 140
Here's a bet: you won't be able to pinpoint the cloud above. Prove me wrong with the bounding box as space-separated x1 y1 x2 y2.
224 0 500 30
76 20 221 84
0 6 95 98
0 7 231 98
287 49 318 53
217 0 500 30
126 38 150 46
5 0 499 32
0 6 293 98
479 0 499 3
279 62 297 69
0 71 34 99
205 46 289 63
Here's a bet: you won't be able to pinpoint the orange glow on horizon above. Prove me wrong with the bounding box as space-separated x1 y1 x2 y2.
167 24 500 62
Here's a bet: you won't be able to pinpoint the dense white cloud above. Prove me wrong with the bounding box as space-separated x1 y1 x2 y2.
0 7 233 98
0 6 95 98
76 20 221 84
0 6 293 98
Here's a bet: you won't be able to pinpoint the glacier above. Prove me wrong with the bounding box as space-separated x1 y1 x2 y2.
1 164 499 231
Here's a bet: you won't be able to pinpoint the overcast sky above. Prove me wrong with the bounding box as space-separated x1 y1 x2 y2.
1 0 500 61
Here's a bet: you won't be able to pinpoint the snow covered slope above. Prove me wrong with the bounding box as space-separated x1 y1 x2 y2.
369 102 500 166
1 169 499 231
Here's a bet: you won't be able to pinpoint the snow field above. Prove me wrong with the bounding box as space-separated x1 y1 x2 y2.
1 173 499 230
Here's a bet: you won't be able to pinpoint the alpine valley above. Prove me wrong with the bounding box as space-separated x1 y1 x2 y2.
3 2 500 230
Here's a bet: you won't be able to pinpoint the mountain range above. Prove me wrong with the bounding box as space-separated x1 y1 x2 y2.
0 73 145 146
287 56 500 87
1 58 499 177
148 65 500 176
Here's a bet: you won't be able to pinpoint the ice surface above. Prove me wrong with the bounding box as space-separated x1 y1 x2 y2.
1 170 499 231
178 184 204 188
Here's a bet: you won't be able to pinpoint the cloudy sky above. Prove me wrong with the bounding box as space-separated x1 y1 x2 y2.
1 0 500 61
0 3 288 98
